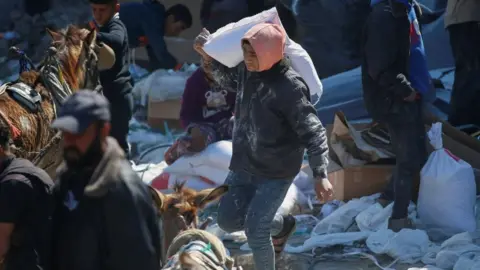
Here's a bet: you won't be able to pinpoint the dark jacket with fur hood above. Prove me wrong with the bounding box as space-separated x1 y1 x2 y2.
51 138 160 270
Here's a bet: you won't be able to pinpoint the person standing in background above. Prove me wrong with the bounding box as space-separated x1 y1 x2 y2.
444 0 480 127
362 0 429 232
120 0 192 71
88 0 133 156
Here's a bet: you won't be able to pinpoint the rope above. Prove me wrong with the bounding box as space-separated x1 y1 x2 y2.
0 109 21 139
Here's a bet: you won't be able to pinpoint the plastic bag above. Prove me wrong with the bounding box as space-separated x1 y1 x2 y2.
203 7 323 98
311 195 377 236
417 123 476 239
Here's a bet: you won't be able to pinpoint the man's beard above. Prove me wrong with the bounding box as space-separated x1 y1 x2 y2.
63 137 103 169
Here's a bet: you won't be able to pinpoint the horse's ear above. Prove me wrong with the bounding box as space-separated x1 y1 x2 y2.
46 28 62 42
85 28 97 47
148 186 166 214
193 185 229 209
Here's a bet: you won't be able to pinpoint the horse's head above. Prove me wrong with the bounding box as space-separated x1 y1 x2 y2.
148 182 228 263
45 25 115 91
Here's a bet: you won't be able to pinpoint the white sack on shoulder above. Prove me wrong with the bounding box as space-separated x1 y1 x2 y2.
417 123 476 239
203 7 323 98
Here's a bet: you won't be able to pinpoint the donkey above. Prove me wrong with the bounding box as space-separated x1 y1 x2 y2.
0 25 114 178
148 182 236 269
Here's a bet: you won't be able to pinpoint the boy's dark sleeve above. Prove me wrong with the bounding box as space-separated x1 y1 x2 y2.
96 23 125 52
277 81 329 180
102 180 160 270
364 11 415 99
141 20 176 70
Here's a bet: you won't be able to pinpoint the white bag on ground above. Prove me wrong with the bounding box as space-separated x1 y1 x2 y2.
203 7 323 98
418 123 476 238
165 141 232 172
150 172 217 193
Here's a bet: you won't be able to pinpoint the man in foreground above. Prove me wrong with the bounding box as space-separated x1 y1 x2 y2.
194 25 332 270
50 90 160 270
444 0 480 126
89 0 133 156
0 124 54 270
120 0 193 70
362 0 428 231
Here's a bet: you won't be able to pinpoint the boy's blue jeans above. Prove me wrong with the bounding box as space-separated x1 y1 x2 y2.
217 171 292 270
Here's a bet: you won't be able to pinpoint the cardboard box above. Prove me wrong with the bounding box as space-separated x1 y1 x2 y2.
301 122 394 201
302 158 393 202
147 98 183 132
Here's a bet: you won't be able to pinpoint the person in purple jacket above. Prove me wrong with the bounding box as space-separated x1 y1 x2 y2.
164 62 236 164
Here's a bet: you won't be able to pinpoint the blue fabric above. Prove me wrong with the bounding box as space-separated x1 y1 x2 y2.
370 0 432 95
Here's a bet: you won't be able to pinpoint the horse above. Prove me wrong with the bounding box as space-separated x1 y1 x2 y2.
0 25 114 178
148 182 236 269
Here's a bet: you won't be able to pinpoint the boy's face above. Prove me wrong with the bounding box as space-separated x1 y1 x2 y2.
164 15 188 37
90 3 116 26
242 42 259 72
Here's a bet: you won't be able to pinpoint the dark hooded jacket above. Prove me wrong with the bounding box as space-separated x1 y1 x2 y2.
51 138 160 270
209 24 329 179
361 0 417 121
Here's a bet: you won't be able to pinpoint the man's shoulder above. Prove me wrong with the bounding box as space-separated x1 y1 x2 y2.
110 160 149 197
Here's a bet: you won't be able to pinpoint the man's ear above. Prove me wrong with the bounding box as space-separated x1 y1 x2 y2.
193 185 228 209
46 28 63 42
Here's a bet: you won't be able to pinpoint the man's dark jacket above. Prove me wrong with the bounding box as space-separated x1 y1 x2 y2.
51 138 160 270
211 60 329 179
96 17 132 100
361 0 417 121
0 157 54 270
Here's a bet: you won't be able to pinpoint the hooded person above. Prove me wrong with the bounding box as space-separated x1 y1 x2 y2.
193 23 331 270
362 0 429 232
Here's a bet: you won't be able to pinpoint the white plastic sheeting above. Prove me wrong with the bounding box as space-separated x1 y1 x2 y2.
275 192 480 269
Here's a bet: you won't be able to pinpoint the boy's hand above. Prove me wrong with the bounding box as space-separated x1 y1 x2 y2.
315 177 334 203
194 28 212 60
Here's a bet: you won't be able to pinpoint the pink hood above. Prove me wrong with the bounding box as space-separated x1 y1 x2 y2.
242 23 286 71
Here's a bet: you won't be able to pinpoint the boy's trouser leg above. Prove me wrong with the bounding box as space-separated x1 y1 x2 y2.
386 102 427 220
109 93 134 157
217 171 292 270
217 171 256 233
245 177 291 270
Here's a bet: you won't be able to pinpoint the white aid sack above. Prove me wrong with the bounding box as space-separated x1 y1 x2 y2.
150 173 217 193
203 7 323 98
417 123 476 238
165 140 232 171
163 141 232 185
